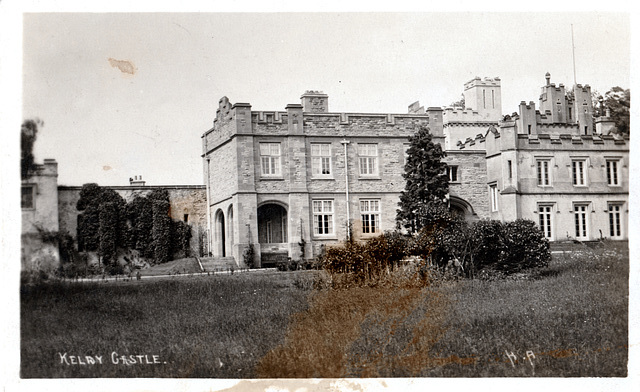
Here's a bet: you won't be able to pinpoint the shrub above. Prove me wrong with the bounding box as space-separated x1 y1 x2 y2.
470 219 508 271
171 220 192 258
98 201 119 268
407 217 550 277
243 244 255 269
152 199 171 263
502 219 551 272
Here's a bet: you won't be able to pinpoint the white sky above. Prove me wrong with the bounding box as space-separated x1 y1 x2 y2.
17 11 631 187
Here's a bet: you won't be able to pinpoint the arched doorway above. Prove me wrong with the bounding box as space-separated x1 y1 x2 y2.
257 203 288 267
227 205 234 258
215 209 226 257
258 204 287 244
449 196 477 221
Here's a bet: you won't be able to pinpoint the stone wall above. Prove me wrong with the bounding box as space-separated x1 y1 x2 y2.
58 185 207 256
445 151 490 219
21 160 60 271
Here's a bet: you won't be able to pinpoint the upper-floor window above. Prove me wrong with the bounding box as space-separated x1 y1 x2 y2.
360 199 380 234
572 159 587 186
358 144 378 176
606 159 620 186
21 185 35 209
403 144 410 165
447 166 459 183
537 159 551 186
260 143 281 176
489 184 499 212
312 200 334 236
311 143 332 177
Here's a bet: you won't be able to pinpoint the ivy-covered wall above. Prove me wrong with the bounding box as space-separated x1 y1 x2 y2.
58 185 207 257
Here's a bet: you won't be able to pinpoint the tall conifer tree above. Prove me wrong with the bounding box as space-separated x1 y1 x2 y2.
396 125 449 233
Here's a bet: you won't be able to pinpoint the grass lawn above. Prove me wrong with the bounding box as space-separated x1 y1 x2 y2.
21 242 628 378
20 271 313 378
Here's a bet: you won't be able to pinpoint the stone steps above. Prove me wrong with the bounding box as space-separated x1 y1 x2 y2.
199 256 237 272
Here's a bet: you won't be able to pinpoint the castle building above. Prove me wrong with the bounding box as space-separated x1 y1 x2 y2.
202 74 629 267
21 159 60 271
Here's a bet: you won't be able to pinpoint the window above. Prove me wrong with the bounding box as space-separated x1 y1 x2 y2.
183 214 189 223
447 166 459 183
538 205 553 239
489 184 499 212
608 204 622 238
537 159 550 186
311 143 332 176
260 143 281 176
360 200 380 234
312 200 334 235
507 160 512 179
574 204 589 239
572 159 587 186
21 185 34 209
528 124 532 135
358 144 378 176
606 160 620 186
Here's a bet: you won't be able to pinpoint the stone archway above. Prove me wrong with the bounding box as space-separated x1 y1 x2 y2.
227 205 234 258
257 203 288 267
258 204 287 244
215 209 226 257
449 196 477 221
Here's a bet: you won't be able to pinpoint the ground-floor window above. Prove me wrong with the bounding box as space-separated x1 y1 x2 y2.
538 204 553 239
21 185 35 209
574 204 589 240
313 200 334 236
360 199 380 234
608 203 623 238
489 184 499 212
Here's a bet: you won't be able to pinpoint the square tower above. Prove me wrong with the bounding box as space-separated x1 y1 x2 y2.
463 77 502 120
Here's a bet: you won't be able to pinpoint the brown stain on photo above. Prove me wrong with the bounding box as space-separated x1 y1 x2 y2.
102 165 112 171
108 58 136 75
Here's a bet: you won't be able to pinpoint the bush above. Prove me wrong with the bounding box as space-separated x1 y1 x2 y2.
319 218 551 284
243 244 255 269
446 218 550 276
152 199 171 263
502 219 551 272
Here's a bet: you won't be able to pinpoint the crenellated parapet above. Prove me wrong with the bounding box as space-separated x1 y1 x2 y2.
516 133 628 149
456 132 487 150
442 106 500 124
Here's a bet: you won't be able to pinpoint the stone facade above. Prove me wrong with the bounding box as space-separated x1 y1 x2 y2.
204 74 629 267
21 159 60 271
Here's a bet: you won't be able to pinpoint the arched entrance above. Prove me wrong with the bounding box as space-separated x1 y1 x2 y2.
227 205 234 257
215 209 226 257
257 203 288 267
449 196 477 221
258 204 287 244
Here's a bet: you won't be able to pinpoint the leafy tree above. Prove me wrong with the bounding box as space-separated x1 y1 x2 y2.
152 198 171 263
396 126 449 233
602 87 630 135
126 194 154 257
76 184 127 253
450 94 465 109
21 118 42 179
